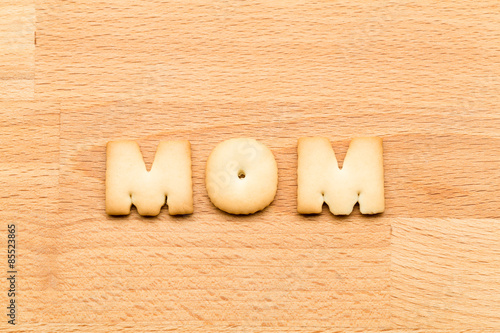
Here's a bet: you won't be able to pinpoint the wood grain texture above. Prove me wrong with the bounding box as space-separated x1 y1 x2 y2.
0 0 34 100
1 0 499 331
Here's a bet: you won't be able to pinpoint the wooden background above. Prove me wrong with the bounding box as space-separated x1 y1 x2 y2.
1 0 499 331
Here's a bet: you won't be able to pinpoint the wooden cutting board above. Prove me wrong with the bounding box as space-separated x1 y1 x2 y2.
1 1 499 332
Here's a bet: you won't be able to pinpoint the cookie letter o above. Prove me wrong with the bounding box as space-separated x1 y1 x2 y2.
297 137 384 215
206 138 278 215
106 140 193 216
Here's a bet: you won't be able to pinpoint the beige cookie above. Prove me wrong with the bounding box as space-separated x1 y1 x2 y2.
297 137 384 215
206 138 278 215
106 140 193 216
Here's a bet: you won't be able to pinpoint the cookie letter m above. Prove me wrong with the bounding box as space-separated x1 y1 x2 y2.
297 137 384 215
106 140 193 216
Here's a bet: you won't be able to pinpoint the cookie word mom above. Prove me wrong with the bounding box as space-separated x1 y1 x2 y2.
106 137 384 216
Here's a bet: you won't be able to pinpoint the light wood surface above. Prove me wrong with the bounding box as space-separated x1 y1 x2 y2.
0 0 34 100
1 0 499 331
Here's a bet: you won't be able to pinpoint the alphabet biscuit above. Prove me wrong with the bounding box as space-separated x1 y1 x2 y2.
106 140 193 216
205 138 278 215
297 137 384 215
